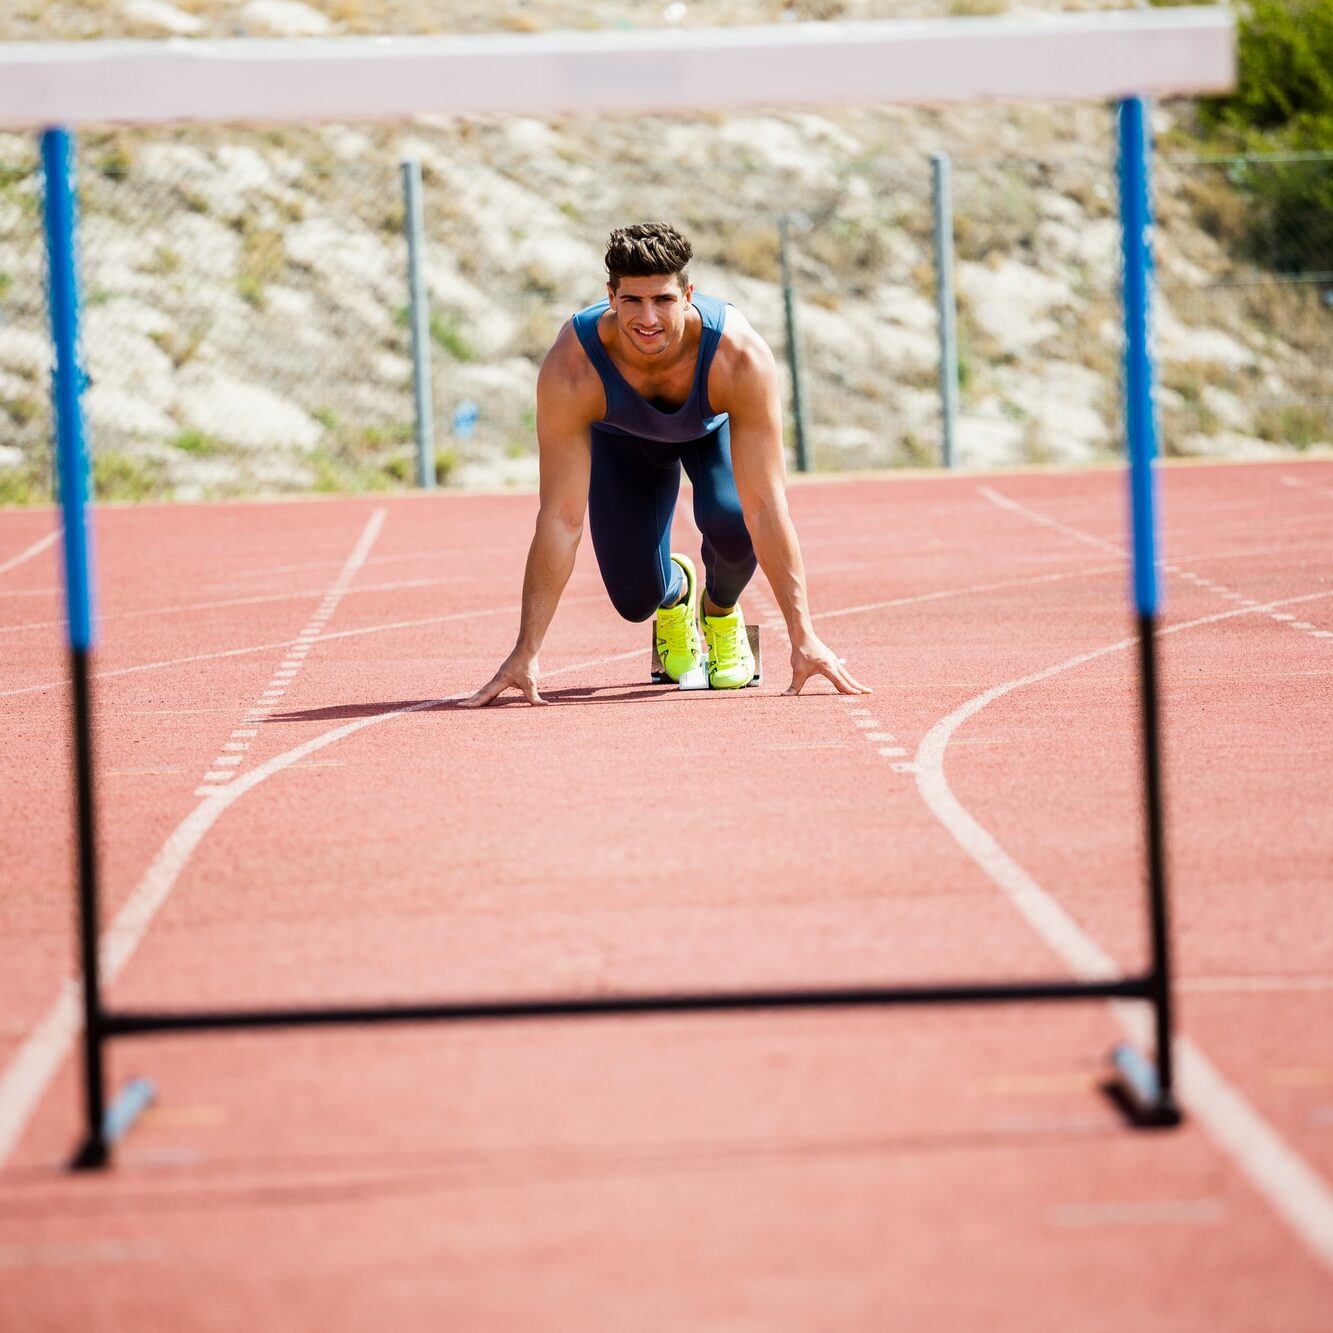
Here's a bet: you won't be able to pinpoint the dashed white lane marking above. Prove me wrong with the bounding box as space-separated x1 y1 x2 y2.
194 510 386 796
981 486 1332 651
0 530 59 578
842 701 917 773
913 585 1333 1272
0 641 652 1168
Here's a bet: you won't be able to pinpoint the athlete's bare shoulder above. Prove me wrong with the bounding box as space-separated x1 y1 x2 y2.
538 318 606 425
707 303 779 413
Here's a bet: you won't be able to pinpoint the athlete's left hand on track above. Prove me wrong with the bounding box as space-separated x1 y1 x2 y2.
460 651 547 708
785 636 872 696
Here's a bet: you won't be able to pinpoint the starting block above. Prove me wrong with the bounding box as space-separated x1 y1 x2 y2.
650 624 762 688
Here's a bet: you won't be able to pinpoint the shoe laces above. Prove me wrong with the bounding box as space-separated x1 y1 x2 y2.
657 603 694 656
708 616 743 667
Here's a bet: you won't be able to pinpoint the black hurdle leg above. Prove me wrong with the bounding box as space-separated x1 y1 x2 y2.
69 647 109 1169
1109 613 1181 1128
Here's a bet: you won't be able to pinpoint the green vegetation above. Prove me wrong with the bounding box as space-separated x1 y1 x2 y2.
1254 401 1327 449
1170 0 1333 273
236 222 285 310
236 272 265 307
96 141 132 181
394 306 476 361
2 394 42 427
0 465 46 506
93 450 164 502
173 429 222 456
429 313 474 361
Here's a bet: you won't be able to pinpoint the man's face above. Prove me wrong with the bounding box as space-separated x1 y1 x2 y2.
607 274 693 358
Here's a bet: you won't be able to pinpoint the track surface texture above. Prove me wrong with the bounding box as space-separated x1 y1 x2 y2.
2 460 1332 1330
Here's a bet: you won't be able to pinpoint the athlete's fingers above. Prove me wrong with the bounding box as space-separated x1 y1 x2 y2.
520 678 547 705
459 675 508 708
827 662 872 695
784 662 815 696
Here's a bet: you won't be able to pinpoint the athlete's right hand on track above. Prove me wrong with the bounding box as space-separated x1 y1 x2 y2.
461 651 546 707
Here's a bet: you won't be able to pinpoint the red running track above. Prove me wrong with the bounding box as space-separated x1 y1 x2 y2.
1 459 1332 1329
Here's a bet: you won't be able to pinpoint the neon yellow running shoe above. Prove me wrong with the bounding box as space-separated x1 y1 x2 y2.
702 602 756 689
654 553 704 683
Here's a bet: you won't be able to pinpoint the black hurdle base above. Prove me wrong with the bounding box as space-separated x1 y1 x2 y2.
67 604 1181 1169
72 973 1179 1168
71 1077 156 1170
1106 1044 1181 1128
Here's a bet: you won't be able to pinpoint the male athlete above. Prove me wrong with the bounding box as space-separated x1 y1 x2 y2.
464 222 868 706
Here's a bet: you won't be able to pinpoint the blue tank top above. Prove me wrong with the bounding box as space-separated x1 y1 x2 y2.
571 291 729 443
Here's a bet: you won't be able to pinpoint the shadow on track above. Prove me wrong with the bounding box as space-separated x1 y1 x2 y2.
265 684 673 722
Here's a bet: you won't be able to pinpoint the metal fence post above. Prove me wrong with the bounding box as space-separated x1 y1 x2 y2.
777 213 811 473
932 152 960 469
401 158 436 489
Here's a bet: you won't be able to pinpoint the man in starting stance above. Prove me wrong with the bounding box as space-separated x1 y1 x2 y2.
464 222 868 706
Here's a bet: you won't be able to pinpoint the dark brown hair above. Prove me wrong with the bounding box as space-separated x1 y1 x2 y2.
604 222 692 291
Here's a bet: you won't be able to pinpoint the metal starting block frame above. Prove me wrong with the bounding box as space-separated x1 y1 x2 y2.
650 623 762 687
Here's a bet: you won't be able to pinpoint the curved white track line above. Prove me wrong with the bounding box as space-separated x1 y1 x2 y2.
0 530 58 577
0 641 645 1167
915 590 1333 1271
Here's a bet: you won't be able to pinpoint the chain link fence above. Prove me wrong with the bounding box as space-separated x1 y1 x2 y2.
2 122 1330 505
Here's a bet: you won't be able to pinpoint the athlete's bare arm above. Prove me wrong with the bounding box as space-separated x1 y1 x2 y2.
461 324 601 707
709 311 871 696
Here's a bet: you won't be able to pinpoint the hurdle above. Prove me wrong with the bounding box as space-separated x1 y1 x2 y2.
0 8 1236 1167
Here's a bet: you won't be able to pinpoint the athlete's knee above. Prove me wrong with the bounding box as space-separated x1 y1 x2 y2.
604 582 662 624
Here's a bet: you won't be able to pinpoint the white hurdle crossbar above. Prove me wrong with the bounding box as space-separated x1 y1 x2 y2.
0 9 1233 128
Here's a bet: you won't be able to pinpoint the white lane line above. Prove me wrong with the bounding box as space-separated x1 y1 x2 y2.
209 543 519 586
0 575 476 637
0 639 645 1168
978 486 1124 557
0 530 59 577
914 591 1333 1273
814 561 1127 624
0 596 606 701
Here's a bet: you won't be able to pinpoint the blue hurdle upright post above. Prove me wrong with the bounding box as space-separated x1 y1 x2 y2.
41 127 155 1169
1109 97 1180 1127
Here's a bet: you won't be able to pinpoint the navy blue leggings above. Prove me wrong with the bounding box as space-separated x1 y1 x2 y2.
589 421 758 623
